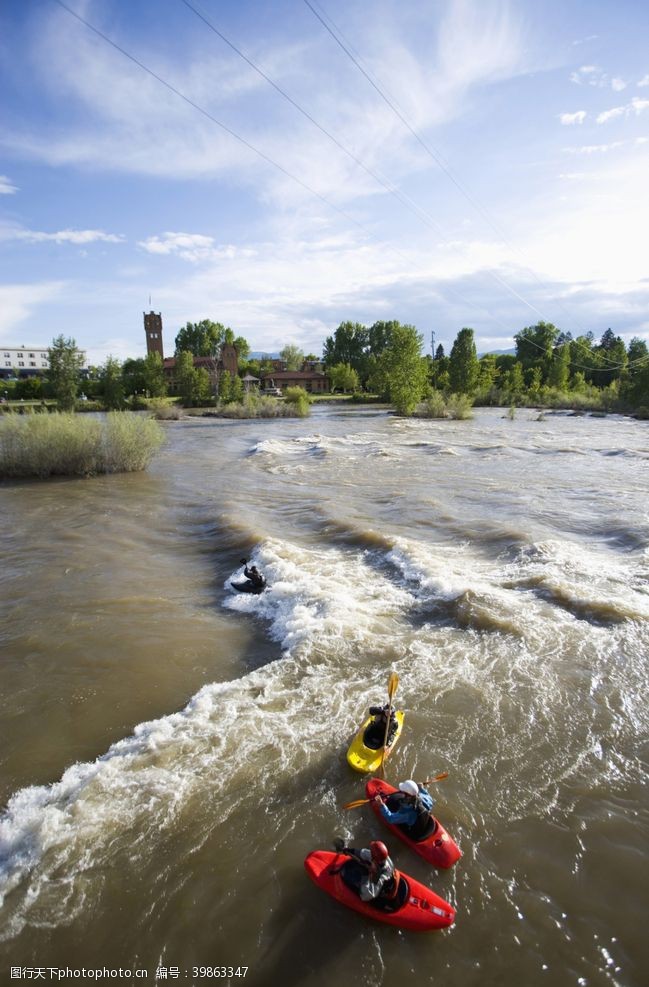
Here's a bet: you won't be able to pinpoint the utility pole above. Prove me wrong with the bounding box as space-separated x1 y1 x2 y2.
431 330 436 358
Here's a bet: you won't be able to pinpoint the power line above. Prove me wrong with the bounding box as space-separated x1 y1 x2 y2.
51 0 518 336
302 0 622 355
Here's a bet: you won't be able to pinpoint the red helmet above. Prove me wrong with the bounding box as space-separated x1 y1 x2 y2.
370 840 389 861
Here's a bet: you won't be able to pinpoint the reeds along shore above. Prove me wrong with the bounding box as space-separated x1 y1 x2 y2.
0 411 165 479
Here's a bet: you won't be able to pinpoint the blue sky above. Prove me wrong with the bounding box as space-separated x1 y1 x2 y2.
1 0 648 364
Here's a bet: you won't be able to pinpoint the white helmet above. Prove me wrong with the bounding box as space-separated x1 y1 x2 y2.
399 779 419 798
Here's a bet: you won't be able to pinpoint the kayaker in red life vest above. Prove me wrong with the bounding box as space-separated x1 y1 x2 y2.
374 779 435 839
333 838 399 901
365 703 398 747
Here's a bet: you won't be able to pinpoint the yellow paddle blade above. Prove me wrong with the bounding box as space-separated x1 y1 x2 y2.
343 798 370 810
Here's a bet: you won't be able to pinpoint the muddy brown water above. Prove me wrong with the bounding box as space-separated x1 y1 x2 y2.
1 406 648 987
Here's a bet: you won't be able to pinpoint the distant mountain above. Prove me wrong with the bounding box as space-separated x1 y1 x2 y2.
478 348 516 357
249 351 280 359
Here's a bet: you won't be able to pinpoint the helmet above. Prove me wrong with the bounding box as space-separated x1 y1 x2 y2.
398 780 419 798
370 840 389 862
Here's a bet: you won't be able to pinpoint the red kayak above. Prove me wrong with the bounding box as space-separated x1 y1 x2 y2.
366 779 461 869
304 850 455 931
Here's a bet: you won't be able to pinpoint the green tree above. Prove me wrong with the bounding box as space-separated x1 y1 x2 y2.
476 353 498 390
142 352 167 397
627 337 649 364
122 358 147 396
370 323 427 414
328 362 359 393
175 320 228 357
280 344 304 371
322 322 369 380
594 329 627 386
506 361 525 393
569 333 597 383
620 338 649 407
15 376 42 399
218 369 232 403
548 343 570 390
48 335 84 411
176 351 208 406
448 328 479 394
101 356 125 409
368 320 397 356
230 373 244 403
515 322 560 380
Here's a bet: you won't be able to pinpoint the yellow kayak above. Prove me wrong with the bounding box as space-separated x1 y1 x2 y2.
346 711 405 773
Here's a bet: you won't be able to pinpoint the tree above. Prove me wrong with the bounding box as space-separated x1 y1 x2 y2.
594 329 627 386
548 344 570 390
122 358 147 396
368 320 397 356
328 362 359 393
280 344 304 371
322 321 369 379
15 376 42 399
620 338 649 407
448 328 479 394
218 369 232 403
174 320 228 357
142 352 167 397
230 373 244 403
476 353 498 391
505 361 525 393
369 323 427 414
48 335 84 410
515 322 560 380
176 351 209 406
100 356 125 409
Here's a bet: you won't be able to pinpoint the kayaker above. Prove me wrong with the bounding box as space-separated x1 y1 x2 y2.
374 779 435 840
365 703 398 748
240 559 266 589
333 839 399 902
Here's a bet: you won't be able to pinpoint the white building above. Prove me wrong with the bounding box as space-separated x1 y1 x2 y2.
1 345 89 379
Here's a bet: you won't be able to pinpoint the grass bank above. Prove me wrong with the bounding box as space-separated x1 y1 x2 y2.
0 411 165 479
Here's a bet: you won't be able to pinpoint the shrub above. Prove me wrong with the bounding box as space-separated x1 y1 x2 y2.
283 386 311 417
445 393 474 420
211 392 301 418
0 411 164 479
148 398 183 420
417 391 447 418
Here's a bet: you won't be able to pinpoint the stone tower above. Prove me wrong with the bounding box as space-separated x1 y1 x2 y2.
143 311 164 359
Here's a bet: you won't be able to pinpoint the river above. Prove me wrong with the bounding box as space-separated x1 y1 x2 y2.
0 405 648 987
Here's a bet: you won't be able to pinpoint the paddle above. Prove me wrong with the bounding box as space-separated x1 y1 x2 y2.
342 772 449 810
379 671 399 774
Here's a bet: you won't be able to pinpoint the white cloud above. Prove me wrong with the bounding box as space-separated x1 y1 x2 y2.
570 66 628 91
570 65 598 84
0 282 67 339
0 175 18 194
571 35 598 47
559 111 586 125
138 232 257 264
638 74 649 87
597 95 649 124
3 0 528 209
596 106 626 124
0 227 125 245
567 142 624 154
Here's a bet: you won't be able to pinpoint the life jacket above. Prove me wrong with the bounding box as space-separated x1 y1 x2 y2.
372 859 400 899
381 867 401 899
407 801 434 841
